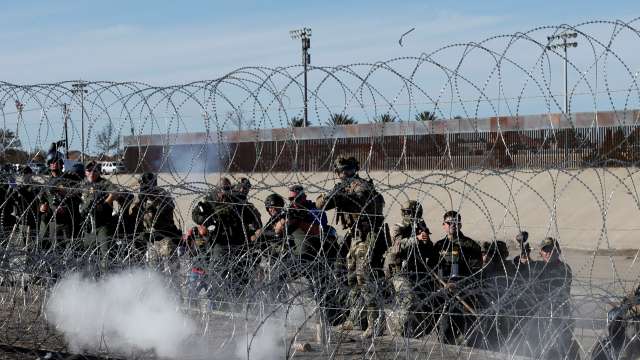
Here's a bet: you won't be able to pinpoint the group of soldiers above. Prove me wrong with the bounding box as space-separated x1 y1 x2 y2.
1 146 636 358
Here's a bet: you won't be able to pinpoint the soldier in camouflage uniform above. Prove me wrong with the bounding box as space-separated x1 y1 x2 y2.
317 156 388 338
191 177 260 300
80 161 120 274
128 172 182 273
38 144 83 251
0 165 18 239
231 177 263 264
432 210 482 344
383 200 437 338
8 166 41 249
251 193 291 301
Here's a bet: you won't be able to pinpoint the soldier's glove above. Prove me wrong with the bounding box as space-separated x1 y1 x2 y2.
315 193 327 209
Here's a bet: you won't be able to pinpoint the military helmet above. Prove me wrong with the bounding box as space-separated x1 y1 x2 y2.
139 172 158 187
401 200 423 219
239 177 251 189
333 156 359 172
540 237 561 253
85 161 101 173
264 193 285 209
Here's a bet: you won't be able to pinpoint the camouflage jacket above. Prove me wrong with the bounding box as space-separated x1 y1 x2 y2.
317 174 385 232
129 186 181 238
384 221 436 280
80 177 118 228
192 192 255 247
39 174 83 230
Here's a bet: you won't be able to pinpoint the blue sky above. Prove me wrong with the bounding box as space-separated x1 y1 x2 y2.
1 1 639 153
2 0 638 84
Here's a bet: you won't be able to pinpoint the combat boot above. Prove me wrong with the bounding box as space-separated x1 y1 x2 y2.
362 311 385 338
336 320 354 332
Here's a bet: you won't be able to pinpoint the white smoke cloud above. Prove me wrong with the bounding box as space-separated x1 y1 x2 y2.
45 269 315 359
45 269 198 358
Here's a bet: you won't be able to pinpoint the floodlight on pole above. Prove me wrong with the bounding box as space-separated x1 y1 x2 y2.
290 27 311 127
71 82 88 163
546 31 578 114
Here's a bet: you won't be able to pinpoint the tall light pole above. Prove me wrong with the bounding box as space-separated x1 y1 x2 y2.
14 100 24 141
547 31 578 114
62 103 71 159
290 27 311 127
71 82 88 163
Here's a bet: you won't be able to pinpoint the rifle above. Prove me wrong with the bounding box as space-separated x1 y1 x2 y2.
428 269 477 315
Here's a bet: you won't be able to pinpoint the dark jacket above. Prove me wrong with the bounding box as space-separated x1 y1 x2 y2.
433 232 482 279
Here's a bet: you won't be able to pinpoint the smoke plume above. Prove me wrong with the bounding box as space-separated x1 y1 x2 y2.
45 269 197 358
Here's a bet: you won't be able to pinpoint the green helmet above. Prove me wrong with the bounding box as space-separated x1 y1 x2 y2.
333 156 359 172
401 200 423 219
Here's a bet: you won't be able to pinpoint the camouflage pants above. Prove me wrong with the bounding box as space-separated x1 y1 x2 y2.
345 240 385 332
84 225 114 275
146 237 178 275
388 275 415 335
388 274 437 337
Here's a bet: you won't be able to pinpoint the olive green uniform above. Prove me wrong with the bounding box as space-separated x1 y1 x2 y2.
80 177 118 273
39 174 83 251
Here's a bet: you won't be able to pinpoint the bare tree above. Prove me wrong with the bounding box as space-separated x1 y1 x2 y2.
0 128 21 149
96 122 120 155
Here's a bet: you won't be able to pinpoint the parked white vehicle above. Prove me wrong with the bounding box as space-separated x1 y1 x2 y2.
101 161 126 175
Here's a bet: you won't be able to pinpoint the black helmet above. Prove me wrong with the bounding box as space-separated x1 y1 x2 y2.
85 161 101 173
264 193 285 209
139 172 158 188
333 156 359 173
401 200 423 219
